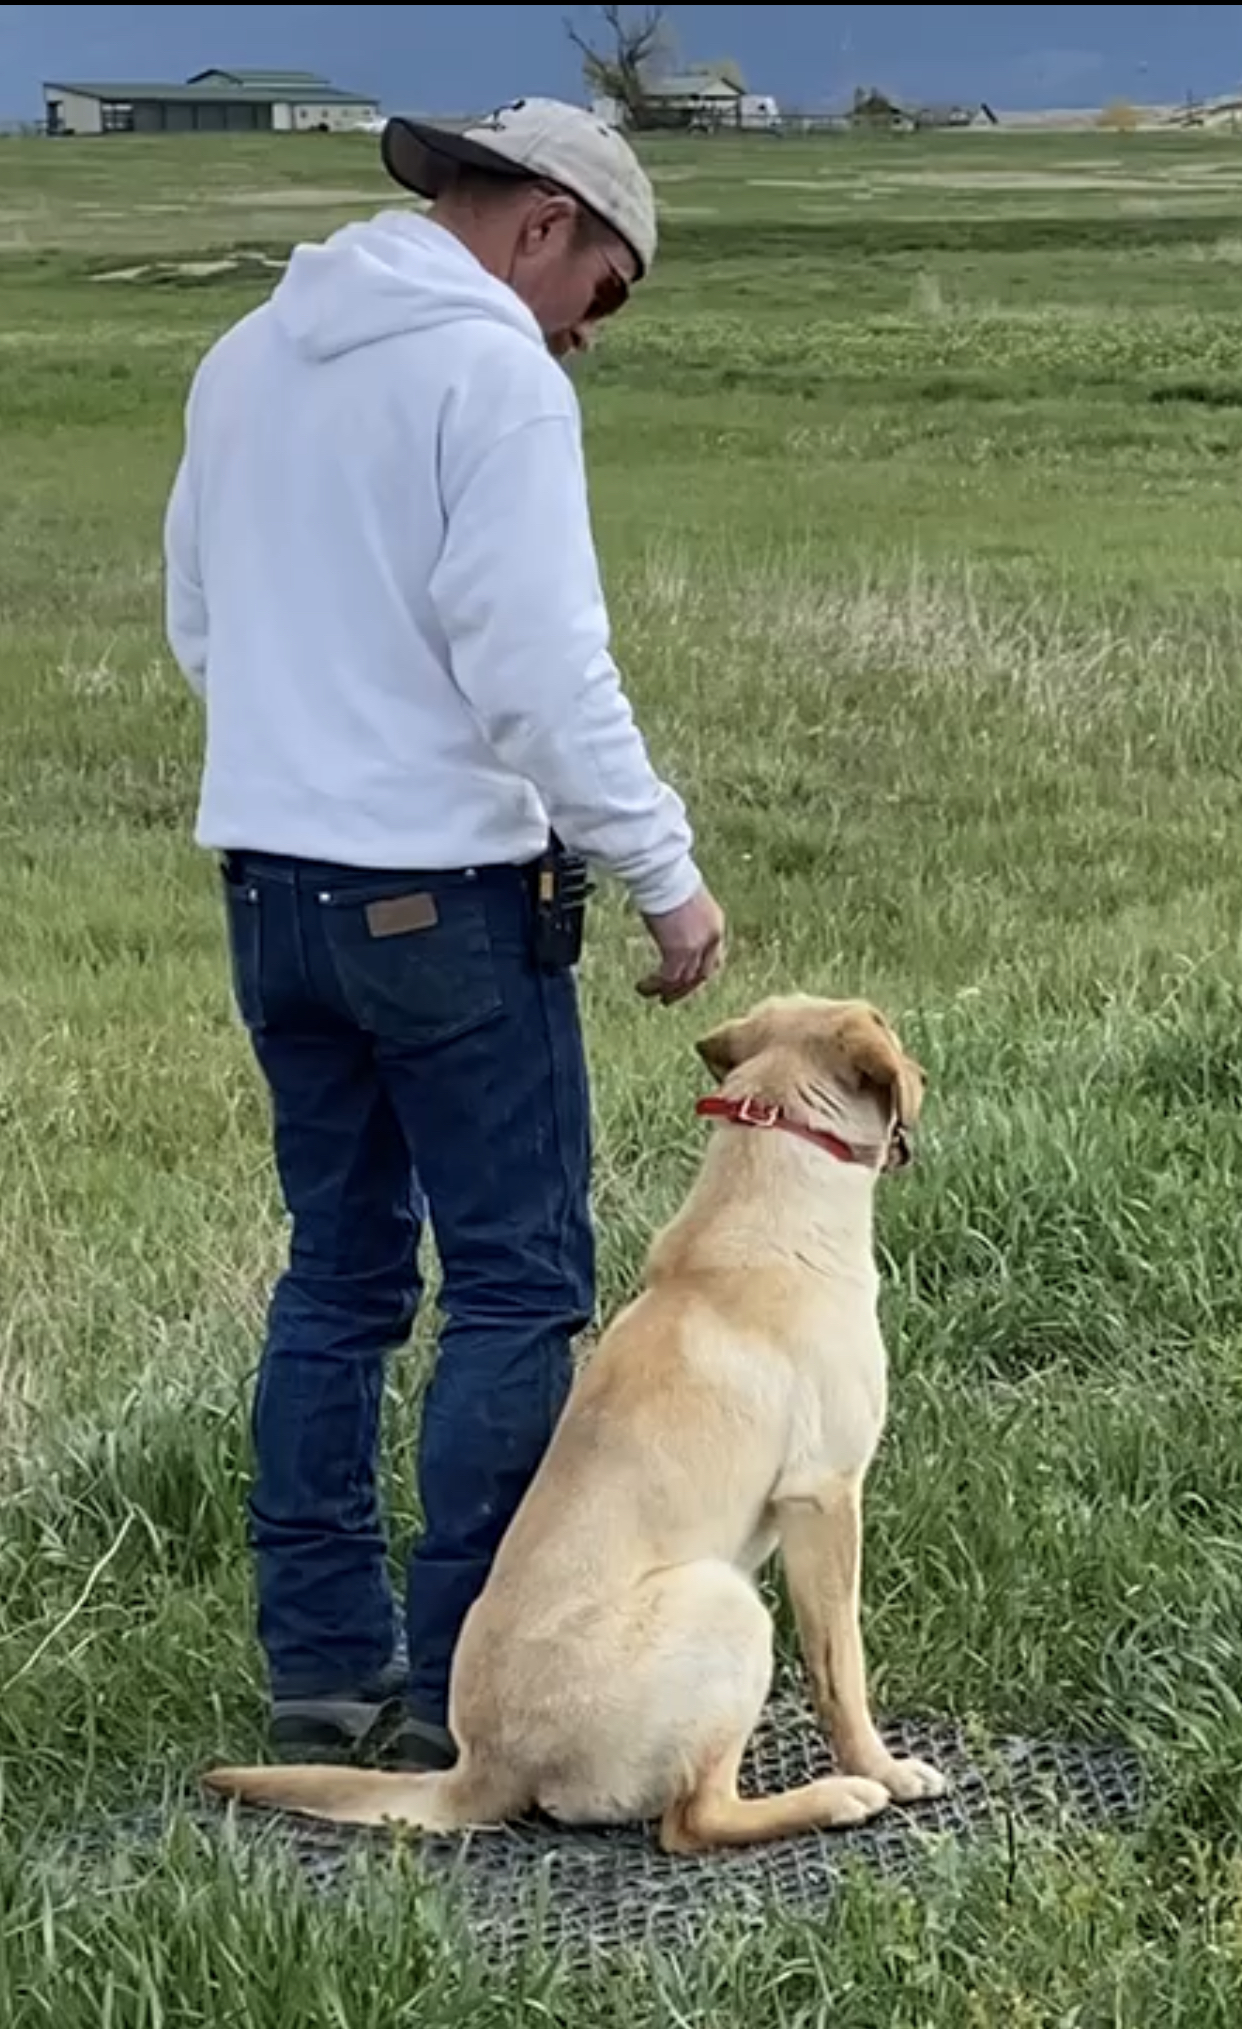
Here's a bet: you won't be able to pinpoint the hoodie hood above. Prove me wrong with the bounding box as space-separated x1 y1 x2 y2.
269 208 544 363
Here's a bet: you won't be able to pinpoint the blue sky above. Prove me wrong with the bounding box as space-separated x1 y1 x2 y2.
1 4 1236 123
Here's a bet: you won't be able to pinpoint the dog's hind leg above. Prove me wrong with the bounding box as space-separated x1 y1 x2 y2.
659 1742 891 1855
655 1569 890 1855
527 1560 891 1851
621 1562 892 1857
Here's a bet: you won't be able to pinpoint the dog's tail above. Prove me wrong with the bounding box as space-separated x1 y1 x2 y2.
201 1754 524 1833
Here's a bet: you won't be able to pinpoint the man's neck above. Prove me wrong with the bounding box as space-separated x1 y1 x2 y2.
427 198 510 284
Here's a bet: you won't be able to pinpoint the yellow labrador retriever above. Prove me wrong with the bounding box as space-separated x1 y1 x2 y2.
204 993 947 1853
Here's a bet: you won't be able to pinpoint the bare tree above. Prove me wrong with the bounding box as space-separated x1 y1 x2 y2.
851 85 901 130
565 5 676 126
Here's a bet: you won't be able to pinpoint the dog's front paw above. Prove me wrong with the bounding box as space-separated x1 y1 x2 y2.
870 1754 947 1804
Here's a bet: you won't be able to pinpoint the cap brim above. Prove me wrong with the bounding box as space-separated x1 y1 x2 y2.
381 116 531 200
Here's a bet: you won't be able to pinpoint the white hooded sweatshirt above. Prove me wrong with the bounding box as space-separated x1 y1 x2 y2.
163 209 700 916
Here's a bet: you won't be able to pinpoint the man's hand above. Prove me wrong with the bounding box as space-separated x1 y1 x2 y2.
636 885 727 1005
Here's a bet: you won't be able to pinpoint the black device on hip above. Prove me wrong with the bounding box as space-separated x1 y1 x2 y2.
528 833 595 971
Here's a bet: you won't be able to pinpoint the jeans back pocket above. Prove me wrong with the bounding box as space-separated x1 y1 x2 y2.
319 875 505 1048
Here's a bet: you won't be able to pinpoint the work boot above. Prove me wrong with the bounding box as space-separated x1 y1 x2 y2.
268 1654 408 1765
372 1705 458 1771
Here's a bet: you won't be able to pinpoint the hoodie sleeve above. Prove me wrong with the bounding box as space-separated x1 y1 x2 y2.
429 401 702 918
163 446 209 697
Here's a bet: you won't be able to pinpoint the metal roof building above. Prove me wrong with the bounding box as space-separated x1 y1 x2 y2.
41 68 380 136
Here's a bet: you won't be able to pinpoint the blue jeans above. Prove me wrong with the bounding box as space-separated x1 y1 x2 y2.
219 848 595 1724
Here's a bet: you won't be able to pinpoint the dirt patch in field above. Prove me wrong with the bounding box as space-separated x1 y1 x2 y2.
869 168 1241 193
1188 235 1242 263
94 254 286 284
217 187 387 207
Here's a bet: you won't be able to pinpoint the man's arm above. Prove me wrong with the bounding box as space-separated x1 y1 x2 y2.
162 441 209 697
429 407 702 918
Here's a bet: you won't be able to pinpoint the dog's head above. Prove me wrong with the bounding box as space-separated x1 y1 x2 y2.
694 993 926 1173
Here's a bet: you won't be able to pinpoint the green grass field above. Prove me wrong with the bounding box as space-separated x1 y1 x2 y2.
6 122 1242 2021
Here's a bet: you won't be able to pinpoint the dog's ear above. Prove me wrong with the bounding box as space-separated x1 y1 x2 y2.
839 1008 926 1143
695 1011 763 1084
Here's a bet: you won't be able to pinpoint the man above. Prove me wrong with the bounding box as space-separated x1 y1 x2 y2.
163 98 726 1772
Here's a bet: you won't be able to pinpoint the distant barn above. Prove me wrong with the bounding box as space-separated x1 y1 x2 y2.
592 72 783 134
41 67 380 137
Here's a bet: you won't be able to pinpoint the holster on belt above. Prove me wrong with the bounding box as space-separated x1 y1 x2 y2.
526 832 595 971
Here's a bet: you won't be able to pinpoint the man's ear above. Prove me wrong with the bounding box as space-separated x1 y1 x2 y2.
695 1012 762 1084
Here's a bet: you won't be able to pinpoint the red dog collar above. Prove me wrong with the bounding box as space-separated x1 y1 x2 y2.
695 1093 880 1168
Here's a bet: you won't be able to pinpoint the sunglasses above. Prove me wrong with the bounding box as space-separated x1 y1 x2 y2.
589 251 630 324
529 181 632 323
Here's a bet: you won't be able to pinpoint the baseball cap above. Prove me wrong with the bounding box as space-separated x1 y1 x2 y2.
381 96 658 278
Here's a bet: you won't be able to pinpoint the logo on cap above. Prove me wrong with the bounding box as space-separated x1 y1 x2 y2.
477 98 527 130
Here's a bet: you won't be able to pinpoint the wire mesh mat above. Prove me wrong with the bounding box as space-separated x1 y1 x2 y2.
192 1691 1147 1964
